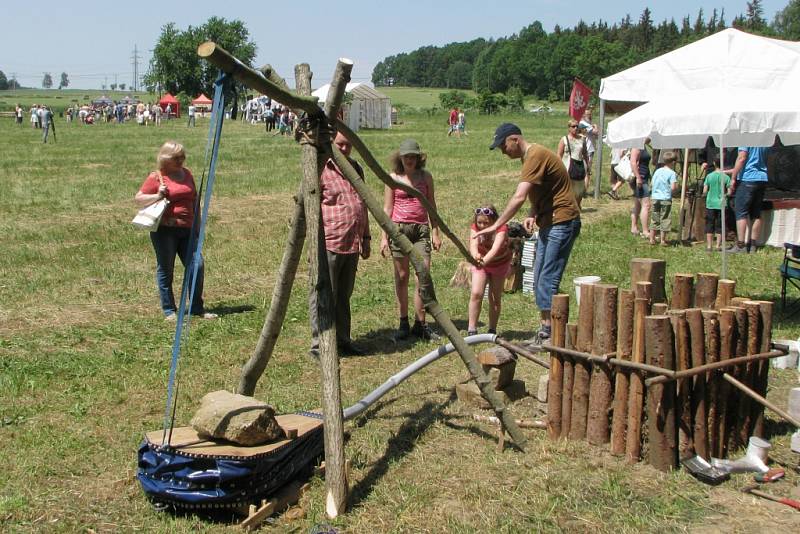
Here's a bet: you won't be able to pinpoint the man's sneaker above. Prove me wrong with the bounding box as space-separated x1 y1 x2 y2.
536 325 551 342
412 321 440 341
395 319 411 340
727 242 748 254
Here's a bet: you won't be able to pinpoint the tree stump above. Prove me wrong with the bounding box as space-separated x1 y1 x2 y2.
695 273 719 310
645 315 677 472
588 284 617 445
670 273 694 310
631 258 666 303
714 279 736 309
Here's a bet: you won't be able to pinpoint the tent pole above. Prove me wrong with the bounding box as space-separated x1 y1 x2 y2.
594 99 606 199
720 142 728 279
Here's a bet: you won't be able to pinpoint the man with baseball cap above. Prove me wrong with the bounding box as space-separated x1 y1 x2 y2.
477 123 581 342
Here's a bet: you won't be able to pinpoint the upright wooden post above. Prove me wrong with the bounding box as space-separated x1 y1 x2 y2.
669 310 693 459
631 258 667 303
670 274 694 310
717 308 736 458
702 310 720 457
610 289 634 455
561 323 577 438
588 285 617 445
695 273 719 310
752 301 774 437
738 301 762 444
726 306 748 450
646 315 677 472
715 280 736 309
626 282 652 463
686 308 708 459
570 283 595 440
547 295 569 439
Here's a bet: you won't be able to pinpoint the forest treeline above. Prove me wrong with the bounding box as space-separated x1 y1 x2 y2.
372 1 798 100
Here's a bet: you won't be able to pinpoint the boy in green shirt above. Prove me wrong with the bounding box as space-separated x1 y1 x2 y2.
703 156 732 251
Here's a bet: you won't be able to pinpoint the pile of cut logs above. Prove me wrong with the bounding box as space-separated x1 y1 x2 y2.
545 258 784 472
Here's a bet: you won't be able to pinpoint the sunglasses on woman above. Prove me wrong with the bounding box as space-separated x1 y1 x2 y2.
475 207 496 216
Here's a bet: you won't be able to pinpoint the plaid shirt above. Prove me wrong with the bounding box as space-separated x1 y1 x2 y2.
320 158 368 254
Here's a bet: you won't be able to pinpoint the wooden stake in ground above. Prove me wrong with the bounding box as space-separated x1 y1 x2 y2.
695 273 719 310
626 281 652 463
588 284 617 445
738 301 762 444
752 301 774 437
645 315 677 472
726 306 748 451
686 308 708 460
715 279 736 309
570 283 595 440
717 308 736 458
702 310 720 457
670 274 694 310
547 295 569 439
669 310 693 459
561 323 578 438
610 289 634 455
631 258 667 303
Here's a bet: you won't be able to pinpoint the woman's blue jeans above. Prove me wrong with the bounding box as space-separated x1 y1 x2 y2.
534 218 581 312
149 226 205 316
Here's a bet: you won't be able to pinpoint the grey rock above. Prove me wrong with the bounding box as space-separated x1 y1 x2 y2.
190 390 285 446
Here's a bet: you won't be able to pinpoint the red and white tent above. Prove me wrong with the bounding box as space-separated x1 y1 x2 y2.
191 94 213 110
159 93 180 118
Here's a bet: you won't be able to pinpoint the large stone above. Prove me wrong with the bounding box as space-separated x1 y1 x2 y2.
190 390 285 446
455 380 527 409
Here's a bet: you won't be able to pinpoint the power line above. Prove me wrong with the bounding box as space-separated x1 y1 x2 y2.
131 45 141 92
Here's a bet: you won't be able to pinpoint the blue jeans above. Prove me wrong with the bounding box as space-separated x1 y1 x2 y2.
534 218 581 312
150 226 205 316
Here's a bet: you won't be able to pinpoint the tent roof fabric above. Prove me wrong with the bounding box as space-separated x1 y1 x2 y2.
600 29 800 104
159 93 179 104
192 94 212 104
311 82 390 102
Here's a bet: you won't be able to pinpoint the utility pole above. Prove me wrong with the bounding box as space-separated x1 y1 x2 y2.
131 45 141 92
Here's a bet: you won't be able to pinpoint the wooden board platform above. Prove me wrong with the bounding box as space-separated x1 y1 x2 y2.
144 413 323 459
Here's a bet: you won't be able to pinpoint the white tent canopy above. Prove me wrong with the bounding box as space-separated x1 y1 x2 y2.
312 82 392 131
606 88 800 149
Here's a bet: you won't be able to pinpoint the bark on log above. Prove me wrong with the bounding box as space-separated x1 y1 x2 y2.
702 310 720 458
610 289 634 456
634 281 653 303
668 311 693 460
645 315 677 472
686 308 708 460
738 301 762 445
717 308 736 458
561 323 577 439
726 306 747 450
588 284 617 445
631 258 666 303
670 273 695 310
715 279 736 309
625 295 651 463
695 273 719 310
652 302 669 315
753 301 774 437
570 284 594 440
547 294 569 439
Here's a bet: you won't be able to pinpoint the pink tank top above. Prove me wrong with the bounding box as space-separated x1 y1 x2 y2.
391 173 430 225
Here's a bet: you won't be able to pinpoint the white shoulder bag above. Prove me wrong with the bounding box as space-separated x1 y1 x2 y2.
614 151 635 183
132 172 169 231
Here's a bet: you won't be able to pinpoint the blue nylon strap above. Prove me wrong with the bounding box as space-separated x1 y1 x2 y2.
161 72 229 444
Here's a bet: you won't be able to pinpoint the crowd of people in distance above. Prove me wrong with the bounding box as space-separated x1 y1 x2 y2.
241 95 297 135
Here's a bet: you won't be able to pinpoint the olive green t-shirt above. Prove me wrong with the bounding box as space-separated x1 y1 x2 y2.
520 143 580 228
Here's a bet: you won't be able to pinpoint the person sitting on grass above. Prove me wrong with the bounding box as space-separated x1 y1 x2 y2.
649 151 678 246
703 156 731 252
467 204 512 337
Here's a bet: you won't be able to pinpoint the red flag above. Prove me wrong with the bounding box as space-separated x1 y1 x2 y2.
569 78 592 121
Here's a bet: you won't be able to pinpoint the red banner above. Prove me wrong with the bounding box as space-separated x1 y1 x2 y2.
569 78 592 121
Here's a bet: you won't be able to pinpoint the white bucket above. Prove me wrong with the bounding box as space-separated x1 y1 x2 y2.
574 276 601 307
771 340 799 369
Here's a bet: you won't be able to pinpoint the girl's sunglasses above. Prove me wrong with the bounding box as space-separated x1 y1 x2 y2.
475 207 496 216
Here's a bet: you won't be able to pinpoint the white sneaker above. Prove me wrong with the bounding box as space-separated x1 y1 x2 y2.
201 312 218 320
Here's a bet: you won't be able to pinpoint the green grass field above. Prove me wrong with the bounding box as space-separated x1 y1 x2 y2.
0 92 798 533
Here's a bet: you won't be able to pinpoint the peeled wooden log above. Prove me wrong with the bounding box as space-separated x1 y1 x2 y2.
668 310 693 460
702 310 720 458
631 258 666 303
570 284 594 440
670 274 695 310
752 301 774 437
695 273 719 310
610 289 634 456
686 308 708 460
646 315 677 472
561 323 578 438
547 295 569 439
715 279 736 309
625 289 651 463
588 284 617 445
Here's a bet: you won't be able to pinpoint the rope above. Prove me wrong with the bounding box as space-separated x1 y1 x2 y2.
161 72 229 445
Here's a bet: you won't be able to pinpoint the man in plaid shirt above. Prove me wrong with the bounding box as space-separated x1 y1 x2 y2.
309 132 372 358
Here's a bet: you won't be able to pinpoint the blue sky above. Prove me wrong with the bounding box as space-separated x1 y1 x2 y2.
2 0 787 89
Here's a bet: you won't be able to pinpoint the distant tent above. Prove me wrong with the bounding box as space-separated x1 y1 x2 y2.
312 82 391 131
191 93 213 109
159 93 181 118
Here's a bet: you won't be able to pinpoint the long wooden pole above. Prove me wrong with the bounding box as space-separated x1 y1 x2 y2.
588 284 617 445
646 315 677 472
644 349 785 386
625 283 651 463
610 289 634 455
669 310 693 459
686 308 708 460
752 301 774 437
702 310 721 458
570 283 594 440
561 323 577 439
547 295 569 439
723 373 800 428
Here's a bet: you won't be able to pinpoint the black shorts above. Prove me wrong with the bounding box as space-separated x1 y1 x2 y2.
705 208 722 234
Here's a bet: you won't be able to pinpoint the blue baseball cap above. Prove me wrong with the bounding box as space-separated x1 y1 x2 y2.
490 123 522 150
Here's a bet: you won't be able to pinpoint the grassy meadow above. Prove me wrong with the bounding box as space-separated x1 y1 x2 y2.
0 92 798 533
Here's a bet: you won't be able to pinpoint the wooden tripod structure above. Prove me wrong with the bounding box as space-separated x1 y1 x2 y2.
197 42 527 518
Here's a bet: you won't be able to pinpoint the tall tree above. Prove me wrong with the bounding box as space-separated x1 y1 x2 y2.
59 72 69 89
42 73 53 89
746 0 767 31
0 71 8 90
773 0 800 38
145 17 256 98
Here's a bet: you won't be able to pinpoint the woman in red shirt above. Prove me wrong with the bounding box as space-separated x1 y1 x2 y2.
135 141 216 321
